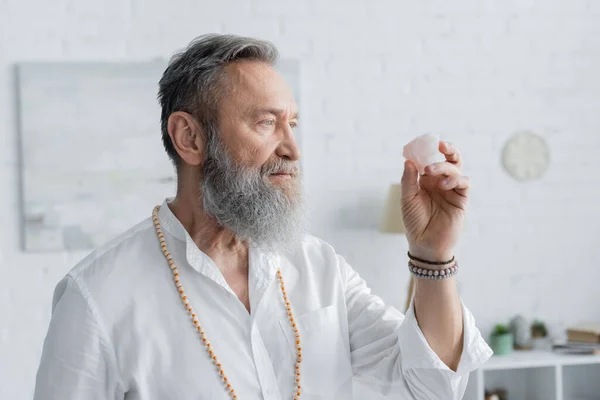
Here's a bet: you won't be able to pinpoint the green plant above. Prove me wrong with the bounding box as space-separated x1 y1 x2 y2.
493 324 510 336
490 323 514 355
531 320 548 337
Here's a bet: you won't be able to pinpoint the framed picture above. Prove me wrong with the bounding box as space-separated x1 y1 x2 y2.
16 58 302 252
17 61 174 252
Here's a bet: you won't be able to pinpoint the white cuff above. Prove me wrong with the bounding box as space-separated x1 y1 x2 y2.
397 299 493 376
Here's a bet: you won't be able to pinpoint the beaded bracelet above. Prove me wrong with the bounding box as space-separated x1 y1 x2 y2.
408 260 459 280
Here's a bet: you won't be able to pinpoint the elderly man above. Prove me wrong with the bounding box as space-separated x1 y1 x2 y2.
34 34 491 400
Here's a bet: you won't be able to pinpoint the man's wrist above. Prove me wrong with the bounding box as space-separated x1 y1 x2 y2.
408 246 454 264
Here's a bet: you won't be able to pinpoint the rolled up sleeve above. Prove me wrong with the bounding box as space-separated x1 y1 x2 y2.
397 299 493 399
342 254 492 399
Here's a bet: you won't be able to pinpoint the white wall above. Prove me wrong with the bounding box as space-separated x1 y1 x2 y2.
1 0 600 398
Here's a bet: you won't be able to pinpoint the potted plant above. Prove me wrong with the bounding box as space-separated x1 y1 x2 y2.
490 324 513 355
531 320 550 350
531 320 548 338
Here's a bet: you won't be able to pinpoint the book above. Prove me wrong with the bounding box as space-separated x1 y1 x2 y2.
566 323 600 343
553 342 600 355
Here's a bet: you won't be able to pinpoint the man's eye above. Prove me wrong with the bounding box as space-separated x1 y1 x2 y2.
289 121 298 128
261 119 275 126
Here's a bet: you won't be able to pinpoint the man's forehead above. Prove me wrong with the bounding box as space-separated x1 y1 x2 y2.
226 62 292 96
224 61 298 112
227 61 265 85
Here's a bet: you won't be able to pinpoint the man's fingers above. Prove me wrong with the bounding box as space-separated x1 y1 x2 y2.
456 175 470 191
424 161 462 178
440 175 470 193
439 141 462 167
401 160 419 199
439 176 458 190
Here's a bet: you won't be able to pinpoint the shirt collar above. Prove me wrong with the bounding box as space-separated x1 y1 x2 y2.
248 245 280 314
157 198 280 292
157 198 186 242
157 198 225 285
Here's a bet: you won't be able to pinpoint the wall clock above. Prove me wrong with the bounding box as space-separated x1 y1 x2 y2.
502 131 550 181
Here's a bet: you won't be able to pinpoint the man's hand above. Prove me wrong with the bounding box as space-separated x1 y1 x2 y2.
401 141 468 262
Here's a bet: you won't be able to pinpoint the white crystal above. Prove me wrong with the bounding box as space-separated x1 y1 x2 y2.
402 134 441 175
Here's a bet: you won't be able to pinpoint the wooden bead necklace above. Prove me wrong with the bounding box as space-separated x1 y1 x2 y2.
152 206 303 399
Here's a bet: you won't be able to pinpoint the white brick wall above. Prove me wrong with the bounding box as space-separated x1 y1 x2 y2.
1 0 599 398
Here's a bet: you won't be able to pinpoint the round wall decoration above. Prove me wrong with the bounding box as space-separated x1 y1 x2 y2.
502 131 550 181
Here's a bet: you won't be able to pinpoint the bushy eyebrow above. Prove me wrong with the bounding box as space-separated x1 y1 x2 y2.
250 108 299 120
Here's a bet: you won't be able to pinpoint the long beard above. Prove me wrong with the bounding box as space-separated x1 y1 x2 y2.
199 131 306 252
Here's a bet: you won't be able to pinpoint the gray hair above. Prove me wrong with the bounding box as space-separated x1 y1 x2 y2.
158 34 280 168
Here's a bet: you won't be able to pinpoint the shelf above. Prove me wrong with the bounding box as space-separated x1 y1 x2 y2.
485 367 556 400
563 363 600 400
483 350 600 370
464 351 600 400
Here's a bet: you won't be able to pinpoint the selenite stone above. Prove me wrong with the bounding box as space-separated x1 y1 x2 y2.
402 134 441 175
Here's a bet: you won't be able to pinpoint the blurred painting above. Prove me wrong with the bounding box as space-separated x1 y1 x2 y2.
16 59 301 252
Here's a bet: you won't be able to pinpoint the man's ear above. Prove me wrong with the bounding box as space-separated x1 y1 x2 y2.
167 112 205 166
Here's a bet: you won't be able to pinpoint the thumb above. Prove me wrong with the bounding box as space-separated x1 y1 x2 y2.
401 160 419 199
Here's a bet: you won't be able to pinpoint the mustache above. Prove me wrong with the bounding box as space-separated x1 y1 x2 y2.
261 158 300 176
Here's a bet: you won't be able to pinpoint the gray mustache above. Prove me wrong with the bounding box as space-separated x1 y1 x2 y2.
261 161 299 176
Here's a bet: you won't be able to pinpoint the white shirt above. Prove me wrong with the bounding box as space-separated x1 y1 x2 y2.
34 199 492 400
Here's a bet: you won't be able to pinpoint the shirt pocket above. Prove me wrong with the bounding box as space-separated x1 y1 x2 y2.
278 305 353 397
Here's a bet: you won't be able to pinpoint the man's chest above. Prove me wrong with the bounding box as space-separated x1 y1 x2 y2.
114 267 353 399
222 268 251 313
